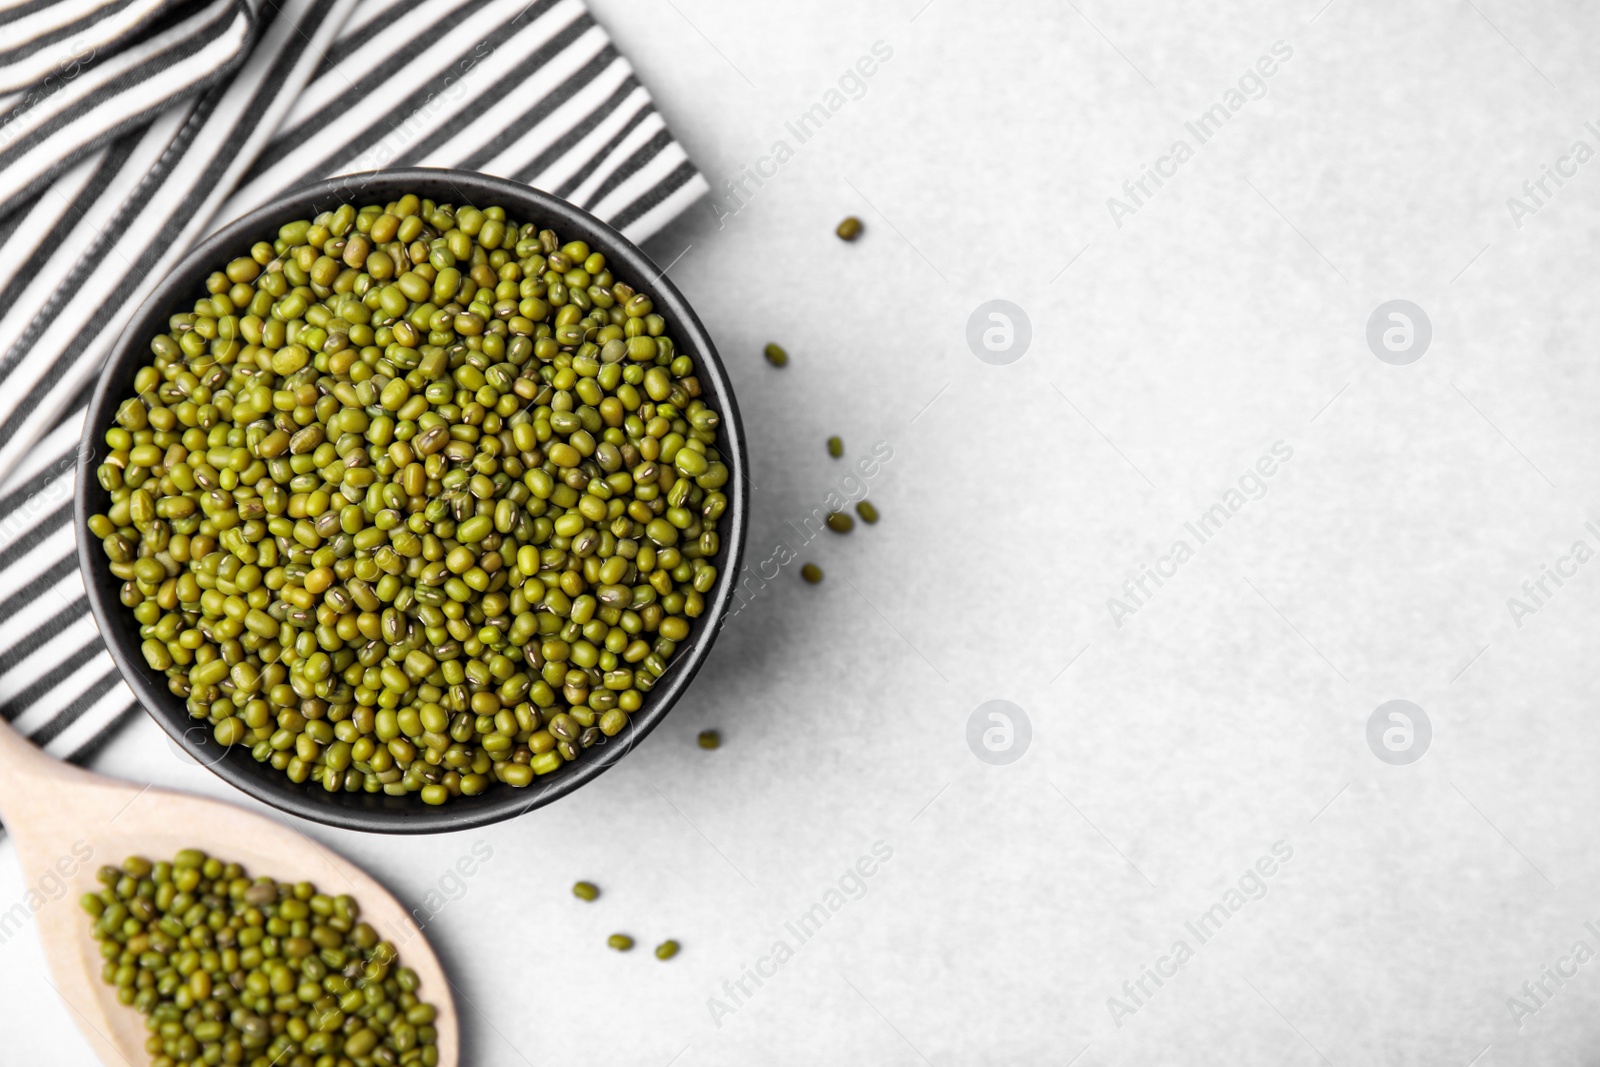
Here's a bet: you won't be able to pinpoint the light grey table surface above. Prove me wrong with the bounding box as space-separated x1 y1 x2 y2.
6 1 1600 1063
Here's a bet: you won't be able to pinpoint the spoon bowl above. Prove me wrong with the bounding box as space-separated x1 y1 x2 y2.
0 721 459 1066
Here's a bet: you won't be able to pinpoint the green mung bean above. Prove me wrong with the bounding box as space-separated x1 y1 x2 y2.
573 881 599 902
855 500 879 524
607 933 634 951
836 216 863 241
84 850 437 1066
826 435 842 458
763 342 788 367
655 939 680 960
825 511 853 534
91 194 730 804
800 563 823 584
697 729 720 750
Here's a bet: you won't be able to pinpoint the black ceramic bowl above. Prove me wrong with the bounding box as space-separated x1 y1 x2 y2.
75 169 746 833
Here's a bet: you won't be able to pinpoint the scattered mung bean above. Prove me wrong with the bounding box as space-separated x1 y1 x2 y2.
83 850 438 1067
697 729 720 750
836 217 863 241
655 940 680 960
572 881 599 902
825 511 853 534
800 563 823 584
90 194 730 803
763 342 788 367
607 934 634 951
855 500 879 524
826 435 842 458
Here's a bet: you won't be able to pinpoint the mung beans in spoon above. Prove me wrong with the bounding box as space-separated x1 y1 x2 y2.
84 849 441 1067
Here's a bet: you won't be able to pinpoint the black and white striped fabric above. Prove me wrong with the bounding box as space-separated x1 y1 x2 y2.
0 0 708 761
0 0 260 212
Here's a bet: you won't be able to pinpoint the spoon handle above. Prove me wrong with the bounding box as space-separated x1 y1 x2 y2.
0 710 95 826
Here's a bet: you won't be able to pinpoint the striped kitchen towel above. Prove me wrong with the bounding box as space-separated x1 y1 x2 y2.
0 0 708 761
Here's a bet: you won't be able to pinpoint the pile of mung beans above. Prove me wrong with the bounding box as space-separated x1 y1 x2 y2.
83 849 438 1067
90 193 729 803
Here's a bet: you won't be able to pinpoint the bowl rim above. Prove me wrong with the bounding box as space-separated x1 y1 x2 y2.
74 167 747 833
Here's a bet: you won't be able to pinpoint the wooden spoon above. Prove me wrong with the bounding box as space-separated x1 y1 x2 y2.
0 717 459 1066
